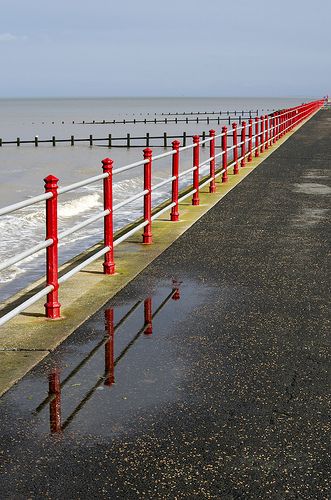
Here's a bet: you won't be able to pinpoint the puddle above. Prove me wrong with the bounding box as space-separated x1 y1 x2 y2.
0 279 216 438
303 169 329 180
292 183 331 195
291 208 329 227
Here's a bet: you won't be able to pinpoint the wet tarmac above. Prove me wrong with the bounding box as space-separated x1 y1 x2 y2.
0 111 330 499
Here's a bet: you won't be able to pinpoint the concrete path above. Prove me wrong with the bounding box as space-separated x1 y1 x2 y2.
0 111 329 499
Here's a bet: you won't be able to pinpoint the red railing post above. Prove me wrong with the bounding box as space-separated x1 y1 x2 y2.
255 117 259 157
102 158 115 275
49 369 61 433
192 135 200 205
279 111 282 137
104 308 115 386
144 297 153 335
222 126 228 182
265 115 269 150
241 121 246 167
232 123 239 174
171 140 180 221
260 115 265 153
276 112 280 140
282 110 285 135
143 147 153 244
209 129 216 193
248 118 253 162
44 175 61 319
272 114 276 144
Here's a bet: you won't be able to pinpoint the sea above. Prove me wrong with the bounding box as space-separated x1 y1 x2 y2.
0 97 310 302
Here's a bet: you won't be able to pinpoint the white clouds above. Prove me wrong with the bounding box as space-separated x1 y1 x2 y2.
0 33 27 42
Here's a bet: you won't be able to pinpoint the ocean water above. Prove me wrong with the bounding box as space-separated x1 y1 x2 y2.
0 97 310 301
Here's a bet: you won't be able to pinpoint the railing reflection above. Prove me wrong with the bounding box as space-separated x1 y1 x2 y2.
49 369 61 434
104 308 115 387
36 284 181 434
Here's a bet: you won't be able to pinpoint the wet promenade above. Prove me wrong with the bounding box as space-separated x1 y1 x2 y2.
0 111 330 499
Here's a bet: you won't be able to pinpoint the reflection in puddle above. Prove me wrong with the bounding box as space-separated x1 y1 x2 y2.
49 369 61 434
46 283 181 434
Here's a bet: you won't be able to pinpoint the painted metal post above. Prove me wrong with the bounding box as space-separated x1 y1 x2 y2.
280 110 284 137
209 129 216 193
241 121 246 167
192 135 200 205
277 112 280 139
104 308 115 386
102 158 115 275
171 140 180 221
248 118 253 162
232 123 239 174
222 126 228 182
44 175 61 319
265 115 269 150
143 148 153 244
260 115 265 153
144 297 153 335
255 117 260 157
49 369 61 433
277 112 281 140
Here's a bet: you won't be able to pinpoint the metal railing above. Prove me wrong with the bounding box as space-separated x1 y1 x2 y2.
0 99 325 327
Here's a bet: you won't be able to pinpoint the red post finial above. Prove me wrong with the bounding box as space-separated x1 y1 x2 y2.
44 174 61 319
102 158 115 275
143 148 153 244
171 140 180 221
143 147 153 159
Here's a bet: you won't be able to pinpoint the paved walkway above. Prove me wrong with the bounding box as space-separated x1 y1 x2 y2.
0 111 329 499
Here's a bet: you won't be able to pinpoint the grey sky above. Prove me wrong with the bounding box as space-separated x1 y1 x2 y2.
1 0 330 97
